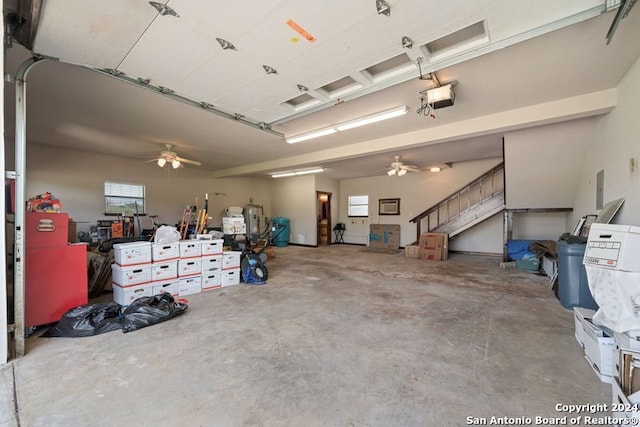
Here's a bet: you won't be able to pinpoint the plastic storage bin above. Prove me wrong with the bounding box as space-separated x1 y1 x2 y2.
557 240 598 310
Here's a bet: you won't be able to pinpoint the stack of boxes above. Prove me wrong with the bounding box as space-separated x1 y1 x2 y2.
111 238 240 304
111 241 154 305
573 224 640 421
415 232 449 261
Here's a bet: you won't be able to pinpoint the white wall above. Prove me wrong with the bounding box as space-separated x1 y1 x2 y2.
24 144 272 234
339 157 504 250
448 214 503 254
270 175 317 246
504 118 597 238
573 56 640 227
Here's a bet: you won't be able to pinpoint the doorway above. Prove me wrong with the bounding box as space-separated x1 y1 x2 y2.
316 192 331 246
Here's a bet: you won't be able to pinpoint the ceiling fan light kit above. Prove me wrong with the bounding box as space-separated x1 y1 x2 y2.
149 144 201 169
387 155 419 176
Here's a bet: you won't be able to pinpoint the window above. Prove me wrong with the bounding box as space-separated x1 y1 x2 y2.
104 181 145 215
348 195 368 217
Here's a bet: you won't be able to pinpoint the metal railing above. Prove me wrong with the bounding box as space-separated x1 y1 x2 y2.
409 162 505 239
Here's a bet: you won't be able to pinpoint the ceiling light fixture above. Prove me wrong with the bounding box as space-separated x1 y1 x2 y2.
387 169 396 176
171 159 181 169
157 158 166 167
271 168 325 178
430 166 441 173
286 105 407 144
397 169 407 176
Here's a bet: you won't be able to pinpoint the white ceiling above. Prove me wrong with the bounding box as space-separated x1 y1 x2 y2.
3 1 640 180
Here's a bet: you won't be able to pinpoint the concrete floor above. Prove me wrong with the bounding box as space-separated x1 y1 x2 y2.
2 245 610 426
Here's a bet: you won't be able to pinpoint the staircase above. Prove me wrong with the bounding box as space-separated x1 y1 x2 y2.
410 162 505 240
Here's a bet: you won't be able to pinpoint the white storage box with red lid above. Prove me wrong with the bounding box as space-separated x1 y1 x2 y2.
151 241 180 262
178 276 201 296
201 255 223 273
151 260 178 282
113 241 152 266
112 264 152 287
202 272 222 291
222 268 240 286
179 240 202 258
113 283 153 305
201 239 224 256
152 280 179 296
178 258 202 277
222 251 241 270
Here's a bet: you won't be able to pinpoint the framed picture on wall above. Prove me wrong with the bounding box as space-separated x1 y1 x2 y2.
379 198 400 215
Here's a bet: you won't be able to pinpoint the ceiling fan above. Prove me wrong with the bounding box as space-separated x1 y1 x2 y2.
387 155 420 176
146 144 202 169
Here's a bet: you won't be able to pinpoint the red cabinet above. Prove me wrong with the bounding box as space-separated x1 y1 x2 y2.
25 212 88 327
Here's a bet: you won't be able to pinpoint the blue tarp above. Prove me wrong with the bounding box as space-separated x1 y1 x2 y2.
506 239 535 261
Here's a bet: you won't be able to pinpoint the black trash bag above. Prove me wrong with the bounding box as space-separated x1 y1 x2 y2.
122 292 188 333
42 302 123 337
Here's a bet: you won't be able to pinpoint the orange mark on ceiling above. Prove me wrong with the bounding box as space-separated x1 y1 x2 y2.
286 19 316 43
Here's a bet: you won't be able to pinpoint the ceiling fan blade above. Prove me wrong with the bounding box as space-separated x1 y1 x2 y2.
404 165 421 172
144 158 161 163
175 156 202 166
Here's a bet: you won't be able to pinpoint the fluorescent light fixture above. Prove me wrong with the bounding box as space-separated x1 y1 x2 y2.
425 84 455 109
336 106 408 131
271 167 325 178
285 105 407 144
286 128 337 144
157 158 166 167
430 166 441 173
171 159 181 169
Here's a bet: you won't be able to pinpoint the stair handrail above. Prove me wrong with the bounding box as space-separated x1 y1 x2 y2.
409 161 505 224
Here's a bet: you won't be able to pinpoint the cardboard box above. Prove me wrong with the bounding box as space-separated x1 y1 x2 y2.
113 283 153 305
151 260 178 281
151 242 179 262
113 241 152 266
574 307 615 381
222 268 240 286
404 245 419 258
178 276 202 296
201 255 223 273
222 251 241 270
612 379 640 422
584 224 640 272
152 280 179 296
417 232 448 261
202 273 222 291
201 239 224 256
111 264 152 287
179 240 202 258
222 217 245 225
368 224 400 250
223 223 246 235
178 258 202 277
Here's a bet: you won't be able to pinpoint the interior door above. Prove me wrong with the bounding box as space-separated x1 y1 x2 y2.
316 192 331 245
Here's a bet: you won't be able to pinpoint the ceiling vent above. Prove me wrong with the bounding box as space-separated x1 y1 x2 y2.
424 21 488 59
